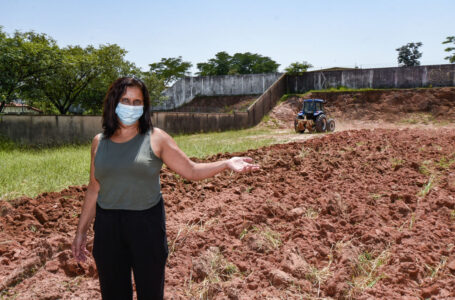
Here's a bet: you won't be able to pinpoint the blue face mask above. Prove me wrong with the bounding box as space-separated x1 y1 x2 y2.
115 103 144 125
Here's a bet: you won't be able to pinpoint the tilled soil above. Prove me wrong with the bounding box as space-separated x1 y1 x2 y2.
1 128 455 299
268 87 455 129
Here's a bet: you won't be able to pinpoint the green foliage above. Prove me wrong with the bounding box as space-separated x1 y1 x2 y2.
140 71 167 107
149 56 192 86
442 36 455 63
0 27 168 115
196 51 279 76
0 27 60 106
396 42 423 67
284 61 313 75
76 44 139 114
230 52 279 74
196 51 231 76
28 44 136 115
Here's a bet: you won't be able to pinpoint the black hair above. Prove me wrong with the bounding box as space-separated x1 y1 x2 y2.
102 77 153 139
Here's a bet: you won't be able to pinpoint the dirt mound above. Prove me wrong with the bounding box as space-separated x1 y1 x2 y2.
269 87 455 128
2 128 455 299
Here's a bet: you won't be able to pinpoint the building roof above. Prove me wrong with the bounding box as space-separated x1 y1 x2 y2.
309 67 357 72
3 103 43 113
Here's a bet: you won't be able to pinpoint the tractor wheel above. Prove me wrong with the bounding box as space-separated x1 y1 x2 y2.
327 119 335 132
315 114 327 133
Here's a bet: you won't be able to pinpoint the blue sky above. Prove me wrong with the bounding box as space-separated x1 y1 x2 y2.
1 0 454 73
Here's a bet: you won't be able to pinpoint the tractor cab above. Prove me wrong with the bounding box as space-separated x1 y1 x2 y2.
297 99 325 120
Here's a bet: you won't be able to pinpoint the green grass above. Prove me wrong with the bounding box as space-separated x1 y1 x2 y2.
1 126 281 200
418 176 435 198
0 142 91 201
172 127 277 158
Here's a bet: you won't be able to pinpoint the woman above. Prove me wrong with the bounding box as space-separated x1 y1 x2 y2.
71 77 259 300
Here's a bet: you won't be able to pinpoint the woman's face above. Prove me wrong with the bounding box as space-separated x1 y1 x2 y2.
119 86 144 106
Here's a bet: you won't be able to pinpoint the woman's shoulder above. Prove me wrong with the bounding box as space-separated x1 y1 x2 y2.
92 132 106 148
150 127 170 140
94 133 104 143
149 127 172 159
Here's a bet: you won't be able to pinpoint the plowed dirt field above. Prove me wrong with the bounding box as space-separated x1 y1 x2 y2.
2 127 455 299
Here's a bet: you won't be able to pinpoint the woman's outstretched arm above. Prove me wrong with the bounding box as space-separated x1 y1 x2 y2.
151 128 260 181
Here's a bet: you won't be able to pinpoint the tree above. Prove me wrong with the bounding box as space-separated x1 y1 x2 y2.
140 71 167 107
0 28 60 109
196 51 231 76
29 44 136 114
196 51 279 75
149 56 192 86
229 52 279 74
76 44 138 114
284 61 313 75
396 42 423 67
442 36 455 63
0 27 171 115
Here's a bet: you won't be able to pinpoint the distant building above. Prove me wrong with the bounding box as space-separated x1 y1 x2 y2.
1 103 43 114
309 67 357 72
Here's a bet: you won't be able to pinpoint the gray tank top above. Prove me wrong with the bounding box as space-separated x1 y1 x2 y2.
94 129 163 210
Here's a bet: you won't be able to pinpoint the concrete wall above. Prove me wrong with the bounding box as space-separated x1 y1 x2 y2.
247 74 287 126
287 64 455 93
151 111 248 134
155 73 283 110
0 115 102 145
0 112 249 145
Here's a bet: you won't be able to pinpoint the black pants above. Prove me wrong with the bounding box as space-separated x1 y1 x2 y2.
92 198 168 300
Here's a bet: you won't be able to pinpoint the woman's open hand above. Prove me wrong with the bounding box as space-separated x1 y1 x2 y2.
72 232 89 263
227 157 260 173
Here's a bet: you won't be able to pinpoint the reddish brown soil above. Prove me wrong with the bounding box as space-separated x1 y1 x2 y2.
269 87 455 129
2 128 455 299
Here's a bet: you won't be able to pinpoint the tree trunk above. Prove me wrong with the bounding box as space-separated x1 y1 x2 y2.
57 105 67 115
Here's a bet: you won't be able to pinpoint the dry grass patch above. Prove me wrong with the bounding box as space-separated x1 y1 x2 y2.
303 207 319 219
347 250 390 298
186 247 239 299
240 225 282 253
169 218 219 257
425 256 448 281
306 261 333 298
